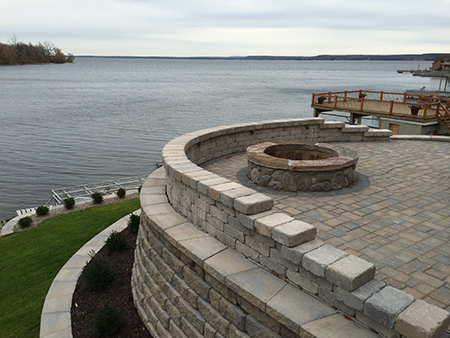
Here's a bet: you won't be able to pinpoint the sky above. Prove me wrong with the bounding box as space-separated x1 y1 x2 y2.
1 0 449 57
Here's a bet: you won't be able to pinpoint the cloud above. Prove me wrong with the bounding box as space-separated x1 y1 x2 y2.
1 0 449 56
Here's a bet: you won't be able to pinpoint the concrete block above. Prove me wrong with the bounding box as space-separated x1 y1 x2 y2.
341 124 369 133
178 235 227 266
364 286 414 328
272 220 316 247
204 248 256 283
237 210 274 230
226 267 286 311
254 213 293 237
300 313 378 338
336 279 385 311
281 238 324 265
228 324 251 338
245 315 281 338
355 311 400 338
198 297 230 337
183 266 211 301
219 297 247 331
180 316 204 338
266 284 336 334
220 187 255 208
177 297 206 334
395 300 450 338
325 255 376 292
302 244 348 277
234 193 274 215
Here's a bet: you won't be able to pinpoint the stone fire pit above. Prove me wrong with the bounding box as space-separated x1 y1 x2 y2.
246 142 358 192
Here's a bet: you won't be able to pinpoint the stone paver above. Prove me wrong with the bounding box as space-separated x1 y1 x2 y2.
202 140 450 311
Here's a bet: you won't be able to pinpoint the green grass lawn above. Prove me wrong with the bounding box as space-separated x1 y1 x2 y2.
0 198 140 338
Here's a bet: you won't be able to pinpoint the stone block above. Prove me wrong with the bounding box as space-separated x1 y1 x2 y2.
245 315 281 338
302 244 348 277
238 297 281 333
169 319 188 338
228 324 251 338
325 255 376 292
219 297 247 331
180 317 204 338
272 220 316 247
286 269 319 295
182 266 211 301
164 222 205 249
220 187 255 208
254 213 293 237
341 124 369 133
364 286 414 328
355 311 400 338
281 238 324 265
237 210 274 230
198 297 230 337
335 279 385 311
204 248 256 284
300 313 378 338
395 300 450 338
198 177 229 196
266 284 336 334
226 267 286 311
177 297 205 334
234 193 274 215
178 234 227 266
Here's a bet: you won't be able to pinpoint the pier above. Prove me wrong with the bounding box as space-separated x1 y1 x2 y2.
311 90 450 134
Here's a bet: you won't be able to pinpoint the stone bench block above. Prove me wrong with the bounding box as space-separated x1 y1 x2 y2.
197 177 230 196
208 182 242 201
395 300 450 338
325 255 376 292
302 244 348 277
140 193 168 207
233 193 274 215
266 284 335 334
281 238 324 265
364 286 414 329
226 267 286 311
341 125 369 133
178 235 227 266
301 313 378 338
219 187 255 208
204 248 256 284
320 121 346 129
254 213 293 237
299 117 325 125
336 279 385 311
272 220 316 247
364 129 393 137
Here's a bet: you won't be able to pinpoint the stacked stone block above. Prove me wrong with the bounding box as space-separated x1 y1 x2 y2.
132 118 450 338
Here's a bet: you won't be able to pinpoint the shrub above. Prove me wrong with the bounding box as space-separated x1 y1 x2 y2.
18 216 32 228
35 206 49 216
92 305 124 337
91 192 103 204
82 255 114 292
116 188 126 198
105 231 127 253
63 197 75 209
127 214 140 234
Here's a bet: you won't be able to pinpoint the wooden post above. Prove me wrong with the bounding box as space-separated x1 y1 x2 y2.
344 91 348 102
311 93 315 106
359 97 364 111
423 104 428 118
380 91 384 101
334 95 338 108
418 96 422 104
389 100 394 114
403 93 407 103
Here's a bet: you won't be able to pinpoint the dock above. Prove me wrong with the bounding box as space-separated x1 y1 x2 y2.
311 90 450 134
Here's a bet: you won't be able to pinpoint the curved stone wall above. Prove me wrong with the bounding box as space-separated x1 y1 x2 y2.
132 118 450 338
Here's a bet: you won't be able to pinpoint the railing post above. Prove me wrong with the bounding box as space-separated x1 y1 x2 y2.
334 95 338 108
418 96 422 104
312 93 315 106
380 91 384 101
359 97 364 111
403 93 407 103
423 104 428 118
389 100 394 114
344 91 348 102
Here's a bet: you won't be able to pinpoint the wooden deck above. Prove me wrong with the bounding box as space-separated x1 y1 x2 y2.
311 90 450 126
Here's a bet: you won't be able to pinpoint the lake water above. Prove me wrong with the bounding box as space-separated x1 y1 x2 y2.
0 58 436 220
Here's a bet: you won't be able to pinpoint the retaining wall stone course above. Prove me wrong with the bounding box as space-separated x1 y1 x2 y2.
131 120 449 338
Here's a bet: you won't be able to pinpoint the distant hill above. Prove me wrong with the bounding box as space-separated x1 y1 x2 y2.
77 53 448 61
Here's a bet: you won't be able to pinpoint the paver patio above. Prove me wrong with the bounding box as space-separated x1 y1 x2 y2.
202 140 450 312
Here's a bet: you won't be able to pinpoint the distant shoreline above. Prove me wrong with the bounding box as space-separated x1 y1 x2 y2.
76 53 448 61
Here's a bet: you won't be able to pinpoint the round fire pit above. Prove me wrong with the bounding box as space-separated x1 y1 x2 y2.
246 142 358 192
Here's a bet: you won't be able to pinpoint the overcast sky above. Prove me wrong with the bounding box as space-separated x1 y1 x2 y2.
1 0 449 56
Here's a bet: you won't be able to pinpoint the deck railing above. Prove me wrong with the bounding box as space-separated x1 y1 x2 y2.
312 90 450 119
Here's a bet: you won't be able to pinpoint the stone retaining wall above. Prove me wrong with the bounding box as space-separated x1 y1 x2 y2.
132 118 450 338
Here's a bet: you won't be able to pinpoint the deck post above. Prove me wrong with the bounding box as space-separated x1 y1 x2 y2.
380 91 384 101
389 100 394 114
359 97 364 111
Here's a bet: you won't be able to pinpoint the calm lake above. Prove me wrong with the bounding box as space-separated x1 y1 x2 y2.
0 58 436 220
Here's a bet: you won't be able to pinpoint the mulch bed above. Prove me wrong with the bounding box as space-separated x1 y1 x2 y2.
71 229 152 338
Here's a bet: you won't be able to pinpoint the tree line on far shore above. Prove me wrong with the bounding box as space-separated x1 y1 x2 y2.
0 37 74 65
